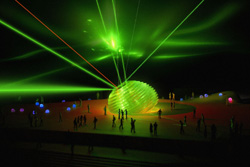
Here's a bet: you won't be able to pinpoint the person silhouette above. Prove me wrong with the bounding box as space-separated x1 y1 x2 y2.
150 123 153 134
201 113 205 124
184 115 187 126
131 118 136 133
93 117 98 129
193 108 196 118
153 122 158 135
87 104 90 113
121 110 124 120
158 109 162 119
59 112 62 122
73 118 77 130
118 109 120 120
112 115 116 127
119 118 124 129
104 106 107 115
180 120 184 134
83 115 86 125
125 109 128 119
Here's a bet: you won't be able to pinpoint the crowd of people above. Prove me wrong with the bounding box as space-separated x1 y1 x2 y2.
22 103 245 142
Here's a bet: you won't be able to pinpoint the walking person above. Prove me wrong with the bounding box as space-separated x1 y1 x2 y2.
201 113 205 124
121 110 124 120
28 112 33 127
93 117 98 129
39 115 43 127
112 115 116 127
150 123 153 134
180 120 184 134
184 115 187 126
131 118 136 133
104 106 107 116
83 115 86 125
59 112 62 122
230 116 235 130
87 104 90 113
119 118 124 129
158 109 162 119
125 109 128 119
154 122 158 135
118 109 120 120
73 117 77 130
193 108 196 118
77 116 80 125
34 115 38 127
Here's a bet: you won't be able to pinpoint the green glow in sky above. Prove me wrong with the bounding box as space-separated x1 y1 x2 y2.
0 19 115 88
176 3 239 35
126 0 205 81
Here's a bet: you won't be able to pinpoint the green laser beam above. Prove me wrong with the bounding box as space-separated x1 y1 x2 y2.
112 0 120 38
162 40 226 47
126 0 141 76
0 19 115 88
113 55 122 84
153 54 198 59
112 0 126 82
126 0 205 81
96 0 107 34
120 51 126 81
0 86 113 95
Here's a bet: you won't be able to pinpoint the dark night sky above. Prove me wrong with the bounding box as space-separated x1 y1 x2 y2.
0 0 250 100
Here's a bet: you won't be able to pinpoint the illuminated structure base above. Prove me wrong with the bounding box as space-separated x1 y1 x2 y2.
108 80 158 115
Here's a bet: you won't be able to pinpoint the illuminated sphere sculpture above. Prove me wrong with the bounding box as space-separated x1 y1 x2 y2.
108 80 158 115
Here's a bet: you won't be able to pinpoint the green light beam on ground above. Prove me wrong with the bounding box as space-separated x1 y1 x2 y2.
113 55 122 84
112 0 126 82
96 0 107 34
0 19 115 88
126 0 205 81
0 85 113 95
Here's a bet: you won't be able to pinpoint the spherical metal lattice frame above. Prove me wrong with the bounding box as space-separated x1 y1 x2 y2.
108 80 158 114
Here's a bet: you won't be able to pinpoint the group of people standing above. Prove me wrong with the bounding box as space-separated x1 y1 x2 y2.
73 114 87 130
28 111 43 127
118 109 128 120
